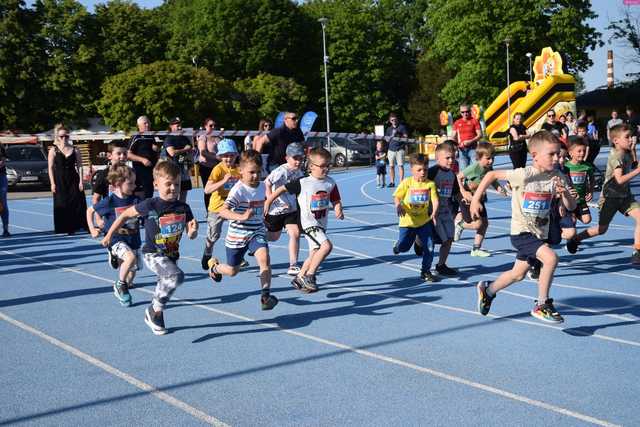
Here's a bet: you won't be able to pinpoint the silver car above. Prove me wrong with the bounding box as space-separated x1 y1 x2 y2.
4 144 50 188
306 136 371 167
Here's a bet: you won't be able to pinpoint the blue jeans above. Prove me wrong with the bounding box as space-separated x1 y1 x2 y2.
458 148 474 169
397 222 435 273
0 174 8 232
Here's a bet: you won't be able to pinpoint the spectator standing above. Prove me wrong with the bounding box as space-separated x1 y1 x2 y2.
607 110 624 145
128 115 160 199
244 119 272 151
451 104 482 169
197 118 220 210
541 109 568 143
508 112 528 169
163 117 194 203
565 111 577 136
0 144 9 236
385 113 409 187
253 112 304 173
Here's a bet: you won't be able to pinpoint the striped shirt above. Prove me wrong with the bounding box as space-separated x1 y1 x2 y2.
224 181 267 248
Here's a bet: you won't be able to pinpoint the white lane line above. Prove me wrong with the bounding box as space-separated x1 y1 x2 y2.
0 311 228 427
0 251 624 425
8 208 54 217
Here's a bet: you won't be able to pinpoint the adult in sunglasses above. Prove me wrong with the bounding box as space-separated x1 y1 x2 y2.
253 112 304 173
451 104 482 169
541 109 567 142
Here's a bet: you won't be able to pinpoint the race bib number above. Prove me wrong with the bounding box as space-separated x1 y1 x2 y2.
223 177 238 191
522 192 552 215
409 188 430 206
438 181 453 198
310 192 330 212
159 213 185 237
569 171 586 185
249 199 265 217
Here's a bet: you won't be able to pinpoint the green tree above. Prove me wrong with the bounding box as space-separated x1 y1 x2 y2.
96 60 233 130
426 0 602 108
301 0 417 131
34 0 99 125
93 0 166 77
233 73 308 128
0 0 47 130
406 54 452 133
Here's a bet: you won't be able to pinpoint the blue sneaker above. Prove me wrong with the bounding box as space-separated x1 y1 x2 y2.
113 280 132 307
477 281 494 316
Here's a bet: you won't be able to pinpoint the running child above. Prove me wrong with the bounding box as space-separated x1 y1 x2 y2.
264 143 305 276
453 142 508 257
473 131 577 323
564 137 594 225
91 140 129 205
208 150 279 310
265 147 343 293
375 141 387 188
566 124 640 263
102 161 198 335
392 152 440 282
87 164 141 306
200 138 244 270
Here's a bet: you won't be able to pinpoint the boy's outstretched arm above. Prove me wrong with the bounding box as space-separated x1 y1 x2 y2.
470 170 508 219
187 218 198 239
86 206 102 238
101 206 140 247
263 186 288 215
613 163 640 186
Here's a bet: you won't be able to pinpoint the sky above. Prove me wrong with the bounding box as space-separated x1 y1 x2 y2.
28 0 640 92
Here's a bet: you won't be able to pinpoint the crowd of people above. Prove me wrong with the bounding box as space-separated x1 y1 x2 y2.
1 105 639 335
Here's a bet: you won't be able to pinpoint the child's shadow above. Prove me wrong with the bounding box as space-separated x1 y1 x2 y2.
560 295 640 337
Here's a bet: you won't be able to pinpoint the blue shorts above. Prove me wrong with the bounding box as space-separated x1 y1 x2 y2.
510 233 545 266
226 235 268 267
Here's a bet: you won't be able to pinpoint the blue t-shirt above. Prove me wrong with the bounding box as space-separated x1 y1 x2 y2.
135 197 194 260
94 194 142 249
386 124 409 151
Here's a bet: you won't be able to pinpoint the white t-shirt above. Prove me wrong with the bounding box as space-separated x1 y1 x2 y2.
284 176 341 230
266 164 304 216
224 181 266 248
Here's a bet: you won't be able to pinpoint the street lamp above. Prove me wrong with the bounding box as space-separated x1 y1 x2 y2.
526 52 533 81
318 17 331 149
505 38 512 127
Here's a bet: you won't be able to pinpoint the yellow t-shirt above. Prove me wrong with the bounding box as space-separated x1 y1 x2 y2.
207 163 240 212
393 177 439 228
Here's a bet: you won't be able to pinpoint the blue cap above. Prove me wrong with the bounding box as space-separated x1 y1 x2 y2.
286 143 305 157
216 138 238 156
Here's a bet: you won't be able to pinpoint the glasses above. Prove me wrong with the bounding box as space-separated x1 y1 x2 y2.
548 114 556 117
311 161 330 169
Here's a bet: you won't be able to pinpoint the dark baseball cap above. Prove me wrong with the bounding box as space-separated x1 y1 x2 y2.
169 117 181 125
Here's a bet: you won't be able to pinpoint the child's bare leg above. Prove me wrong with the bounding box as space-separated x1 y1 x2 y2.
628 208 640 249
215 263 240 277
576 224 607 242
125 269 136 285
487 260 530 295
119 251 136 283
462 219 482 231
580 213 592 224
253 247 271 291
285 224 300 265
306 240 333 277
535 245 558 302
474 218 488 247
299 249 316 277
437 239 452 265
561 227 576 241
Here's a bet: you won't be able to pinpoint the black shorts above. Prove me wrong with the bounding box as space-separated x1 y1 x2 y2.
510 233 545 266
265 211 300 233
459 199 487 223
572 202 590 217
376 161 386 175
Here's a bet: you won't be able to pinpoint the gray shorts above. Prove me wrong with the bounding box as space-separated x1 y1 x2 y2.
304 226 329 250
387 149 405 167
111 241 142 271
206 211 225 243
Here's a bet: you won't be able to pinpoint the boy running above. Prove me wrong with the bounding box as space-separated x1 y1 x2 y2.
88 165 141 306
102 161 198 335
564 137 595 225
473 131 577 323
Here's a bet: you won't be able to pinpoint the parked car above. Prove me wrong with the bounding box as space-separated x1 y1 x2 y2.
306 136 371 167
4 144 50 188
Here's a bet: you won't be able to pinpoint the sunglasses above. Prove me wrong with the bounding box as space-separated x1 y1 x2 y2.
548 114 556 117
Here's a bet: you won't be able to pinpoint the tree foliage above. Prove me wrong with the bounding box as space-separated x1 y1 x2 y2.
97 61 233 130
406 54 452 133
426 0 602 108
607 8 640 80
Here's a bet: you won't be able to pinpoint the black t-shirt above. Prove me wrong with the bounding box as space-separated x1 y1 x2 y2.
135 197 194 260
92 166 110 198
509 124 527 146
163 135 192 164
265 126 305 166
0 145 6 176
541 122 566 137
628 114 640 137
129 135 159 168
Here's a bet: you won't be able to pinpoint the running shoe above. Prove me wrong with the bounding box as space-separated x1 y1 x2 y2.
470 248 491 257
287 265 301 276
476 281 495 316
414 239 423 256
208 257 222 283
421 271 439 282
239 258 249 268
291 275 305 291
261 294 279 310
435 264 458 276
2 230 10 237
530 299 564 323
108 248 119 269
392 241 400 255
387 182 395 188
453 220 464 242
113 280 131 307
144 305 167 335
201 252 210 270
631 251 640 265
566 238 579 254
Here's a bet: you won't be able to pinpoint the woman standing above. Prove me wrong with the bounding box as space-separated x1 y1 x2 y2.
47 123 88 234
0 143 9 237
508 112 528 169
197 117 220 210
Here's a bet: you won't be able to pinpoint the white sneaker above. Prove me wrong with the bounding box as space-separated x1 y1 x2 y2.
453 221 465 242
287 265 301 276
470 248 491 257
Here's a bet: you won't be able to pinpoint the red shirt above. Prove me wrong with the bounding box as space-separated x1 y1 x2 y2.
453 118 480 148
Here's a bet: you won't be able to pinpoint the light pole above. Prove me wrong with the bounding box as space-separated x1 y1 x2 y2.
526 52 533 81
505 38 512 127
318 17 331 149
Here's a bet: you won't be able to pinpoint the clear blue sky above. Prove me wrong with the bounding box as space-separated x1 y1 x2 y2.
32 0 640 92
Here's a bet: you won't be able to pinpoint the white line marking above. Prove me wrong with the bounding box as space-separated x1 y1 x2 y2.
0 250 625 425
0 311 228 427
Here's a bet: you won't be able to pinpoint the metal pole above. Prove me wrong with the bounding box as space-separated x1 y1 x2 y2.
319 17 331 150
505 38 511 127
526 52 532 81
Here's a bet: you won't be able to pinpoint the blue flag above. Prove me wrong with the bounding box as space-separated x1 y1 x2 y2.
300 111 318 134
274 112 285 128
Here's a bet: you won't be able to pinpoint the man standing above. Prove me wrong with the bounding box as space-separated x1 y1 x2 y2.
253 111 304 172
128 115 160 199
607 109 623 144
385 113 409 187
0 143 9 237
163 117 193 202
451 104 482 169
